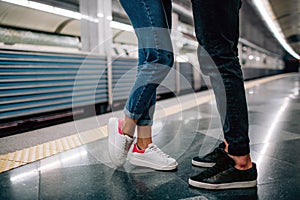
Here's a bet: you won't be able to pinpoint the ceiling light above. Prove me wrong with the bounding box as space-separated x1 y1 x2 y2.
252 0 300 59
1 0 133 32
1 0 81 19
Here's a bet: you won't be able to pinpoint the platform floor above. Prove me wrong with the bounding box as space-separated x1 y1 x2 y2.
1 73 300 200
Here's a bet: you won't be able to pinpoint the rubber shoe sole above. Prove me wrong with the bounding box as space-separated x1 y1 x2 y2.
129 155 178 171
188 179 257 190
192 159 215 168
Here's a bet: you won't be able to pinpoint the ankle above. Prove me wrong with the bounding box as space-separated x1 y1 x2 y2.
122 117 137 137
228 154 253 170
224 140 229 153
137 138 152 150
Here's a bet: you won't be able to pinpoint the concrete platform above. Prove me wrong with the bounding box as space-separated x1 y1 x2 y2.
1 73 300 199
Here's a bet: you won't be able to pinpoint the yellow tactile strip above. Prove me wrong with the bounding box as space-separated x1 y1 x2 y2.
0 73 291 173
0 128 108 173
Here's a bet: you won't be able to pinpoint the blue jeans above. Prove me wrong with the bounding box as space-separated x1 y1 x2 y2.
191 0 250 156
120 0 174 126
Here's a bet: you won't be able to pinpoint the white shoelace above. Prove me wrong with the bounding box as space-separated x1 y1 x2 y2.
148 144 170 158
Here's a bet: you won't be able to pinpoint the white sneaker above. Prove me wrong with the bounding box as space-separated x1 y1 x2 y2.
129 143 178 171
108 118 133 167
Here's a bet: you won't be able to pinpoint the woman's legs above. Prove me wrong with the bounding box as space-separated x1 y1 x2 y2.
108 0 177 170
133 0 173 150
120 0 173 145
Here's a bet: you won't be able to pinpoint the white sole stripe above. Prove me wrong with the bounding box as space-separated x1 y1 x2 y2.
188 179 257 190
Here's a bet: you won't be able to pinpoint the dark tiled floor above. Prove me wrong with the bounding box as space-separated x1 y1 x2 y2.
1 74 300 199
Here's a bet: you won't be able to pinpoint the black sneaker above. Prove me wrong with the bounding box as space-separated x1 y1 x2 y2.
192 142 225 167
189 150 257 190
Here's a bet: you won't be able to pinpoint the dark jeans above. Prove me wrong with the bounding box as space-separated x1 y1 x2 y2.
191 0 250 156
120 0 174 126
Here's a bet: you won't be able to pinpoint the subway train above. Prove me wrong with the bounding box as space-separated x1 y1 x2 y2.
0 37 284 137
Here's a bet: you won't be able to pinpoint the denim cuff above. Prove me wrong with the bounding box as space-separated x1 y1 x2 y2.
136 119 153 126
228 142 250 156
123 109 153 126
123 108 142 120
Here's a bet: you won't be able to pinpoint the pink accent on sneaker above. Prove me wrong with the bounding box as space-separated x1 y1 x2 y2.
132 144 145 154
118 119 124 135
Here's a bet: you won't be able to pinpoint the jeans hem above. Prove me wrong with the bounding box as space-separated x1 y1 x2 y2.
228 142 250 156
137 120 153 126
123 108 142 120
123 109 153 126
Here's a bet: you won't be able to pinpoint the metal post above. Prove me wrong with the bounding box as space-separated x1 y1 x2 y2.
80 0 113 110
98 0 113 111
172 13 181 95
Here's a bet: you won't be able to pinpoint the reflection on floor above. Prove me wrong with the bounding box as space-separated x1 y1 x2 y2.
1 74 300 199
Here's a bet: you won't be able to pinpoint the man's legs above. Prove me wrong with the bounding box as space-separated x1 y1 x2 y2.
189 0 257 189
